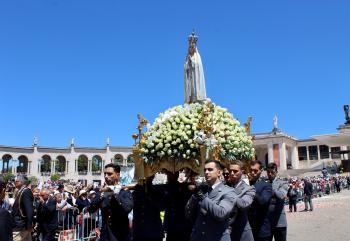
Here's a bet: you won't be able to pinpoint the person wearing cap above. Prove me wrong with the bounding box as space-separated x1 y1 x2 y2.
12 175 34 241
76 189 90 212
88 190 96 201
62 185 77 230
0 177 13 241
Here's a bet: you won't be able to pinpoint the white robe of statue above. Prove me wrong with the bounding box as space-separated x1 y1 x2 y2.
184 47 207 104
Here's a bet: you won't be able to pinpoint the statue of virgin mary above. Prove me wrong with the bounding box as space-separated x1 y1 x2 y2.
184 32 207 104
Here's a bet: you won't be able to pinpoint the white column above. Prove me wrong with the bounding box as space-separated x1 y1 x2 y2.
28 161 31 175
75 159 78 174
68 158 76 178
317 145 321 160
291 146 299 169
268 143 274 164
279 142 287 171
12 160 16 174
52 160 56 174
88 160 92 173
306 146 310 168
37 159 40 174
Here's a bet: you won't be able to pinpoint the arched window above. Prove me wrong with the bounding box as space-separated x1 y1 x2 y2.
114 154 124 165
18 155 29 174
77 155 88 175
56 156 66 175
92 155 102 174
126 155 135 166
41 155 51 175
1 154 12 173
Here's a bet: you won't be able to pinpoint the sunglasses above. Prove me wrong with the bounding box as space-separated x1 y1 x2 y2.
104 172 114 176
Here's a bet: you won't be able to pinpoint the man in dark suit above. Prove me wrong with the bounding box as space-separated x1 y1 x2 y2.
185 160 237 241
12 175 33 241
303 178 314 211
37 189 58 241
248 160 273 241
132 176 165 241
164 170 194 241
227 160 255 241
89 163 133 241
267 163 288 241
0 177 13 241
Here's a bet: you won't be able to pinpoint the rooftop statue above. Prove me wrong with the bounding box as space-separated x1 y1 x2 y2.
33 136 38 146
184 31 207 104
344 105 350 125
273 114 278 129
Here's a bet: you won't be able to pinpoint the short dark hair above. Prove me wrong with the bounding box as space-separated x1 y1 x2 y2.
205 160 224 170
229 160 244 170
251 160 263 170
104 163 121 173
267 163 278 172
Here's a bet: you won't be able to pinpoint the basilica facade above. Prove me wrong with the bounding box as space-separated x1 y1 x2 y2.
1 117 349 182
0 143 132 184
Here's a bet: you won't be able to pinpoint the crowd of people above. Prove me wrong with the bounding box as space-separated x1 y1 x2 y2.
285 174 350 213
0 161 349 241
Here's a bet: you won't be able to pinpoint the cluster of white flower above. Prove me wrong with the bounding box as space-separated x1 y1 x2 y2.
140 102 254 163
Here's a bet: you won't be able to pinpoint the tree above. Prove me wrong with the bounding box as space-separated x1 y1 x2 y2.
50 173 60 182
2 172 15 183
28 176 39 185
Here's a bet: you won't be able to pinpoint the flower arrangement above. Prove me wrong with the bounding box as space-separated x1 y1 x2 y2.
139 101 254 164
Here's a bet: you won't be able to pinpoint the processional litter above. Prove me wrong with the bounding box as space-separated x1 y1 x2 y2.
132 32 255 179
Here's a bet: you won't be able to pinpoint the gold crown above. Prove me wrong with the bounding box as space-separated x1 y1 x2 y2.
188 31 198 45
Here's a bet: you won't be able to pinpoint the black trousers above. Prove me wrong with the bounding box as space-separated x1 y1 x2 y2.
270 227 287 241
256 237 271 241
41 229 56 241
133 239 163 241
167 234 191 241
289 200 297 212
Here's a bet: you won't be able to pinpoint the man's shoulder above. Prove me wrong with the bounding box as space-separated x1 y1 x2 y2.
254 180 270 188
274 179 288 187
218 183 235 195
240 180 251 188
20 187 33 199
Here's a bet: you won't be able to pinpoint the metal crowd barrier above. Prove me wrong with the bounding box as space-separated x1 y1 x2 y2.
57 206 100 241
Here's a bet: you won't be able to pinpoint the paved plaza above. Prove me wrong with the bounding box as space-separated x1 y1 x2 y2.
287 189 350 241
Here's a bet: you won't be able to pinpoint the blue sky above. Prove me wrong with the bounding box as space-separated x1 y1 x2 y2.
1 1 349 147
